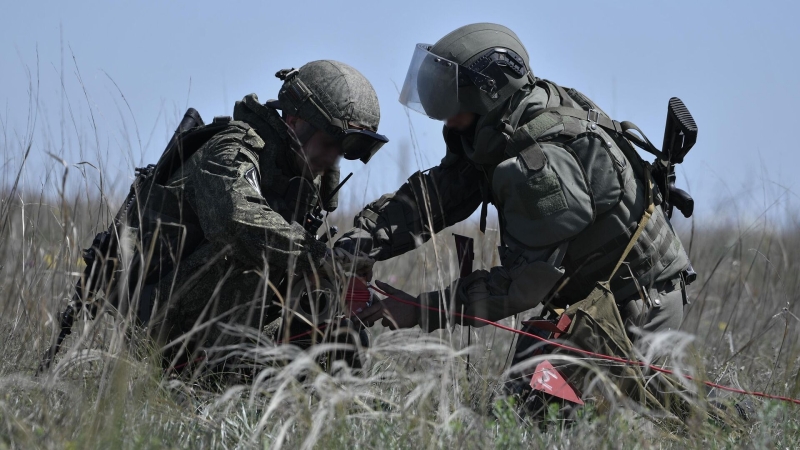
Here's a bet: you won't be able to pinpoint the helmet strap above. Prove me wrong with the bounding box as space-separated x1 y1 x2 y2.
494 89 530 138
280 73 346 137
290 118 317 146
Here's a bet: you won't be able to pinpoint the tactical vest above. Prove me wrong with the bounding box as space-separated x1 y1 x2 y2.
255 137 321 226
122 116 245 298
496 80 690 301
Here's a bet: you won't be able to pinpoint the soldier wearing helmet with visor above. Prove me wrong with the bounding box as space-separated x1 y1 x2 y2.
341 23 692 407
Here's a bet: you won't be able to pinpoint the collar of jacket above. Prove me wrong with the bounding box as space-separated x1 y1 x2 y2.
233 93 308 179
456 85 548 168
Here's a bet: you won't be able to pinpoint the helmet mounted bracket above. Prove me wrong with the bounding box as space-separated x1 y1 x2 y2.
459 47 530 98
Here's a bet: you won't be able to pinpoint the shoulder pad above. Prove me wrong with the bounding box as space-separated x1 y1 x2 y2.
493 142 594 248
241 127 265 150
207 120 263 149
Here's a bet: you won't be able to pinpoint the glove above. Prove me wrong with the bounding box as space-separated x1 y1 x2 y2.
334 228 376 257
335 247 375 280
357 280 421 330
321 247 376 282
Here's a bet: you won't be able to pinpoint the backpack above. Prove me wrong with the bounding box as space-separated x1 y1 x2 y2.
38 108 222 372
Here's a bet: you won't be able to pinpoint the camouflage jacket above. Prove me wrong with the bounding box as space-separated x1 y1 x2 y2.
129 94 330 310
178 94 327 271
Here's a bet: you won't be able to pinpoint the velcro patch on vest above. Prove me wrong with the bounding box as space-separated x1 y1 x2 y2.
519 143 547 171
526 172 568 218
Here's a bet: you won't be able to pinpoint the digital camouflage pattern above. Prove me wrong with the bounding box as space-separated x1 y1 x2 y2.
135 93 330 353
273 60 388 164
277 60 382 134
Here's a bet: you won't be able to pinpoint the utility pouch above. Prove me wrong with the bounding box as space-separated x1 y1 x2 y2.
550 281 664 409
508 281 665 414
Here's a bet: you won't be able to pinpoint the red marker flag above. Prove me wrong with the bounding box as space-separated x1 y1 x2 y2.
530 360 584 405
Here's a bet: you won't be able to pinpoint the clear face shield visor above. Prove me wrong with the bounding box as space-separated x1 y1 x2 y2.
399 44 462 121
399 44 531 121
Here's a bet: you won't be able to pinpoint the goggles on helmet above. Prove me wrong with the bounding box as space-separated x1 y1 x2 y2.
276 71 388 164
337 127 388 163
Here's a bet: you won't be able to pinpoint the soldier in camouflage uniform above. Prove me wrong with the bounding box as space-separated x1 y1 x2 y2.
128 60 386 368
342 24 692 391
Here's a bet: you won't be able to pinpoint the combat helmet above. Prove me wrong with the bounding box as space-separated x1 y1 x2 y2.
399 23 535 120
270 60 388 163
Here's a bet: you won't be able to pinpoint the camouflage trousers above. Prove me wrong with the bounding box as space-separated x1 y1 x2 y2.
144 242 363 372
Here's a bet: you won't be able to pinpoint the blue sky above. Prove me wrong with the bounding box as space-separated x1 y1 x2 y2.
2 0 798 224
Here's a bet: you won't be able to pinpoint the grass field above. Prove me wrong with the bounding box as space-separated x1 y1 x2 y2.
2 94 800 448
2 179 799 449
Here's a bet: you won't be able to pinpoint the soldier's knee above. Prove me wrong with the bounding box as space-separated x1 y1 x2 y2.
619 283 685 341
645 288 685 334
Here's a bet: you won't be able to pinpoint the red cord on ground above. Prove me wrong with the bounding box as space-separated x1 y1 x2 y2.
368 284 800 406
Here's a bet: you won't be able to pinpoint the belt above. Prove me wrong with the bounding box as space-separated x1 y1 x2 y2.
617 276 682 304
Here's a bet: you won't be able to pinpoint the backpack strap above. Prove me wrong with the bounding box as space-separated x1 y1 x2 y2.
553 83 580 109
535 79 565 108
527 106 665 160
152 119 252 185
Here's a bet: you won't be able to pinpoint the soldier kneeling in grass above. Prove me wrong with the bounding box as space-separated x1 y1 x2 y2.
41 61 384 378
343 23 710 421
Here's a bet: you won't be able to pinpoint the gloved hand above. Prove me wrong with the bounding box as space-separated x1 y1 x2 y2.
320 247 376 282
357 280 421 330
334 228 376 257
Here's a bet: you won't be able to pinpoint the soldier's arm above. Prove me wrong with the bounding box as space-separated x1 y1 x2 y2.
339 146 484 261
413 248 564 331
189 128 327 274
